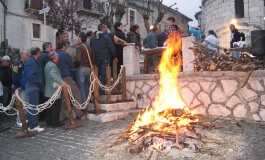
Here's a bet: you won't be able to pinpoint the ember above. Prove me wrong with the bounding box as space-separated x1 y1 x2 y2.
115 33 209 158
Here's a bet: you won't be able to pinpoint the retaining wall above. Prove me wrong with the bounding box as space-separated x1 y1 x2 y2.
126 70 265 121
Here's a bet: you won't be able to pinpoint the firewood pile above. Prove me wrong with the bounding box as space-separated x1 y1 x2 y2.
190 44 265 72
110 103 222 159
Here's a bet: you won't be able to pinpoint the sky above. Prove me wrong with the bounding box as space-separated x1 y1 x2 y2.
163 0 202 26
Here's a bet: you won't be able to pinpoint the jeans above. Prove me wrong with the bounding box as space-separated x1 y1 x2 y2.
1 87 10 107
16 91 28 124
26 89 39 129
76 67 91 103
146 55 153 74
95 59 110 95
232 51 240 58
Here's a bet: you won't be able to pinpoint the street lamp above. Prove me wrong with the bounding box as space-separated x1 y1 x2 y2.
231 19 237 24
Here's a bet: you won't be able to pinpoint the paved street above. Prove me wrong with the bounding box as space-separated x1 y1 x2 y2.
0 116 133 160
1 115 265 160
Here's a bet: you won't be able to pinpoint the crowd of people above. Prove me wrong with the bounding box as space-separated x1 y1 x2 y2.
0 16 245 132
190 24 245 57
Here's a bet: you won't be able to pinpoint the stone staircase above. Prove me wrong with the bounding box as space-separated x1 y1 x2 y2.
86 95 139 123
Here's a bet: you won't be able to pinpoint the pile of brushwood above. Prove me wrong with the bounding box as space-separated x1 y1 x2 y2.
190 44 265 72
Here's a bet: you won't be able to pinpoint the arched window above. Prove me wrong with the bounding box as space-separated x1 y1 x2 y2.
235 0 244 18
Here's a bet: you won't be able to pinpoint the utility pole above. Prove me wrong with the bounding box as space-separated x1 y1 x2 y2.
1 0 7 53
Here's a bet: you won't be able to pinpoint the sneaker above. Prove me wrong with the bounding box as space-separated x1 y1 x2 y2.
17 120 28 127
29 125 44 132
17 123 22 127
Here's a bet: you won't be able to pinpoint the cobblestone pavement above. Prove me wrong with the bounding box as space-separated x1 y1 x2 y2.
1 115 265 160
0 116 133 160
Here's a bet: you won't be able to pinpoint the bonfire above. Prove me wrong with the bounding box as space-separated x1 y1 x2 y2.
115 32 208 158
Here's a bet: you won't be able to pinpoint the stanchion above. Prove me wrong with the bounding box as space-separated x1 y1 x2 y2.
63 85 83 130
122 66 127 101
93 67 99 113
112 59 118 94
88 67 106 114
15 91 37 138
106 66 112 103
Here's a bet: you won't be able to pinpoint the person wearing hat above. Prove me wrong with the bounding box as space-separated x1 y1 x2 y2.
44 51 67 127
0 55 12 108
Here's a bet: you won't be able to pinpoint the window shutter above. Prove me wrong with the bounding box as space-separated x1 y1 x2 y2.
235 0 244 19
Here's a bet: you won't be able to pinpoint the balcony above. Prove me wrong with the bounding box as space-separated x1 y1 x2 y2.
76 0 105 17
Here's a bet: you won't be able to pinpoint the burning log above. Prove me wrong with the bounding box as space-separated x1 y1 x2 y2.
128 140 143 154
158 108 184 117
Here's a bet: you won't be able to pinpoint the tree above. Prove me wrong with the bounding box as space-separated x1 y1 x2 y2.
27 0 97 35
130 0 176 33
99 0 127 32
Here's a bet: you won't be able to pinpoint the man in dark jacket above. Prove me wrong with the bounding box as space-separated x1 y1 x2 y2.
158 28 168 47
114 22 127 73
13 51 30 127
230 24 245 58
25 47 44 132
0 55 12 107
76 32 95 102
90 24 116 95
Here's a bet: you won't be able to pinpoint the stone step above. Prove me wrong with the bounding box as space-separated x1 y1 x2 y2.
99 95 123 101
87 101 137 112
87 109 140 123
91 94 123 102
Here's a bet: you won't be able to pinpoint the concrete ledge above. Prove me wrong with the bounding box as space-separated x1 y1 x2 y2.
127 70 265 81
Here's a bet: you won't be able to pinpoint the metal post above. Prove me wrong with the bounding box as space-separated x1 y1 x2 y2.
15 91 37 138
121 66 127 101
112 59 118 94
44 12 46 42
63 85 83 130
106 66 111 103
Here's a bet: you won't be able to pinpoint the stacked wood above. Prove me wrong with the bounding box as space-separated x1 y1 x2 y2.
190 44 265 72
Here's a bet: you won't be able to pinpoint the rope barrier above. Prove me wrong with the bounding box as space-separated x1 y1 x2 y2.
0 66 125 115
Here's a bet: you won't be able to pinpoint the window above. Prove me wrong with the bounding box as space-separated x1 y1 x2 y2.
83 0 92 10
129 9 136 27
28 0 43 10
32 23 41 39
235 0 244 19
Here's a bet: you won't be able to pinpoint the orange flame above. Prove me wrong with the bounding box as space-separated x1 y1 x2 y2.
129 32 197 137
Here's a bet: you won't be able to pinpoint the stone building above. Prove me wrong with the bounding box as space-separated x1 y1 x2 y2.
0 0 192 52
196 0 265 48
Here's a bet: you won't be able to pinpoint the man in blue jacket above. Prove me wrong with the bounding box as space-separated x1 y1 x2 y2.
144 26 159 73
13 50 30 127
25 47 44 132
90 24 117 95
56 42 86 119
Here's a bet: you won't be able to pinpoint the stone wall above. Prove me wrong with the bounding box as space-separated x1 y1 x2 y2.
126 70 265 121
200 0 265 48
